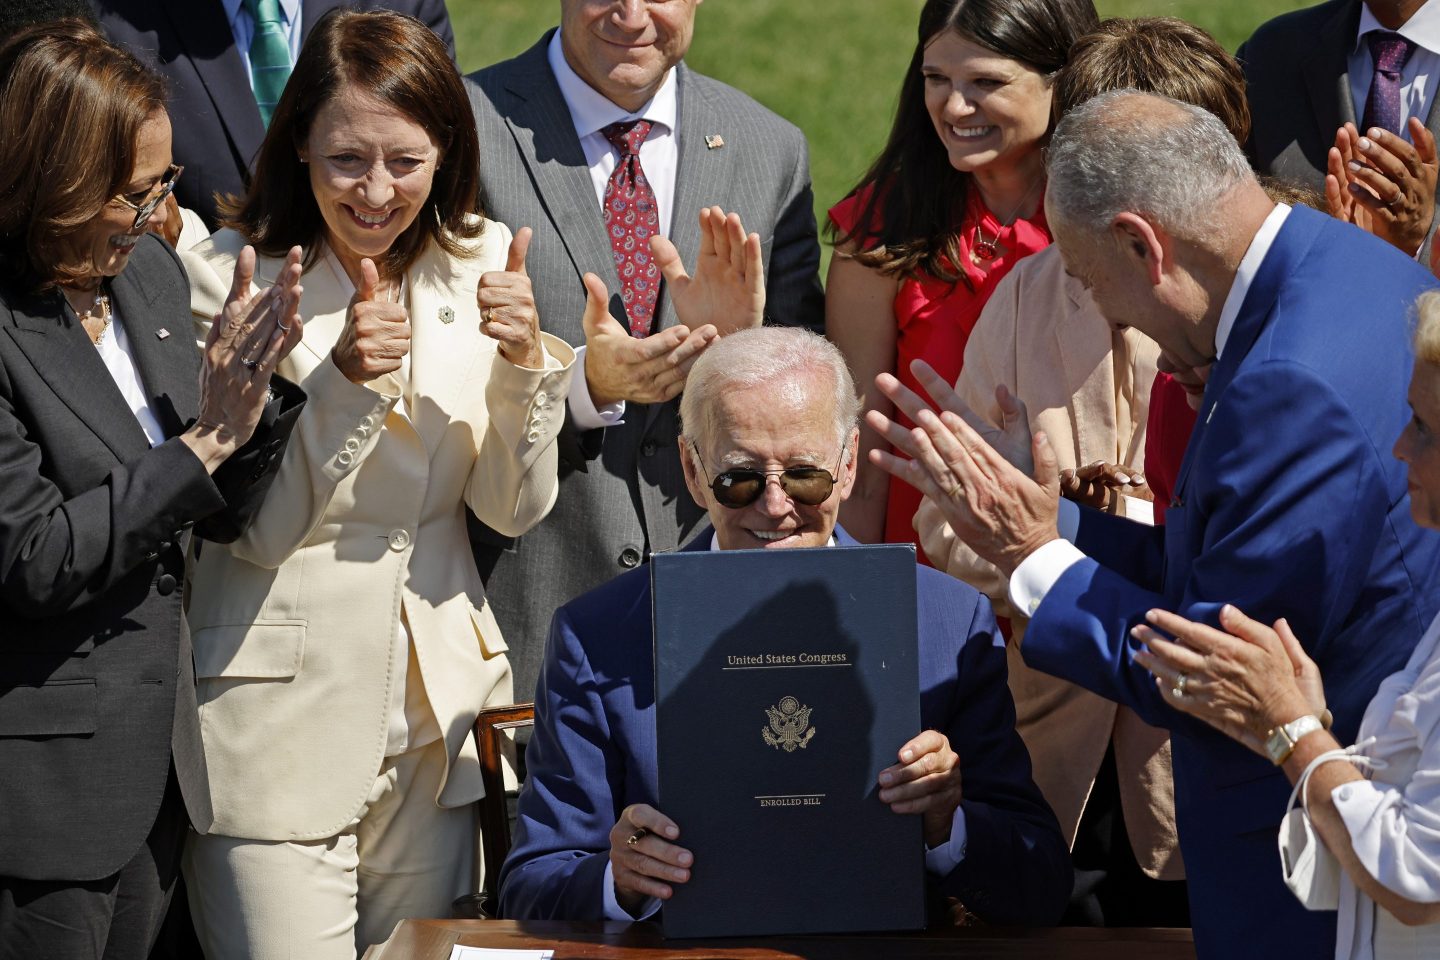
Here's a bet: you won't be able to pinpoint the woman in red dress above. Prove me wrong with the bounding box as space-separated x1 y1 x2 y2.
827 0 1098 558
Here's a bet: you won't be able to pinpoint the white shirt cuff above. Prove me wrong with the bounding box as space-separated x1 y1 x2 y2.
568 344 626 429
1120 494 1154 526
602 859 661 920
1008 538 1088 619
923 807 969 877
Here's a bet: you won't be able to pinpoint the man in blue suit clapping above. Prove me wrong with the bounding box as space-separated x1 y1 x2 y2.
498 328 1069 925
871 89 1440 959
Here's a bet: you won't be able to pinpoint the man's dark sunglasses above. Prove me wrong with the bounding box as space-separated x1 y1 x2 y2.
690 441 844 508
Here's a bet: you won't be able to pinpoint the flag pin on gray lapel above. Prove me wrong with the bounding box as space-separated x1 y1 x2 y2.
156 328 170 340
438 306 455 324
705 134 725 150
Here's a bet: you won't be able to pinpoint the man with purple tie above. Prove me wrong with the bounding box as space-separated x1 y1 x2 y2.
1241 0 1440 258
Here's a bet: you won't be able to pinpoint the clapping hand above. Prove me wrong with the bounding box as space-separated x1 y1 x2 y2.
651 206 765 337
187 245 303 471
1326 120 1438 256
580 273 717 407
1060 460 1152 511
479 227 544 369
608 804 693 917
331 258 410 384
865 361 1059 576
878 731 963 849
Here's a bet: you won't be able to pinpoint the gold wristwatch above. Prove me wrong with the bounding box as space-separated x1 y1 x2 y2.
1264 715 1324 765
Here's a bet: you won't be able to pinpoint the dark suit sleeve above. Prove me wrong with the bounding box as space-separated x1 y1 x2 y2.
1023 362 1395 730
0 360 225 621
1073 508 1166 591
932 595 1070 925
498 605 617 920
194 374 306 543
762 136 826 335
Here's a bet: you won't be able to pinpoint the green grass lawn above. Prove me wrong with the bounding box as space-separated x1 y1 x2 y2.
448 0 1310 277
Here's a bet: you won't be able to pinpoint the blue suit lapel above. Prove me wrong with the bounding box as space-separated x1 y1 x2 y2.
1170 206 1327 506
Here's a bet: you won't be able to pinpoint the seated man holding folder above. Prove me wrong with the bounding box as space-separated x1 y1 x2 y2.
498 327 1068 925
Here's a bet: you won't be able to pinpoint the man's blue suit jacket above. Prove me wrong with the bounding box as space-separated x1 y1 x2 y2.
1023 204 1440 959
499 527 1070 926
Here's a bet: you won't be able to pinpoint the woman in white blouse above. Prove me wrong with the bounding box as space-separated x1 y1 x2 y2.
1134 289 1440 959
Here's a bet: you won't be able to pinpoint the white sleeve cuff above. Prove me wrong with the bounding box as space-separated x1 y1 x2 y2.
923 807 969 877
1120 494 1155 526
568 344 626 429
1008 538 1088 619
602 859 661 920
1056 497 1081 542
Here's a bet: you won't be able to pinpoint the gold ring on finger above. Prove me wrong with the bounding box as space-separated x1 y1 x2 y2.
946 483 965 499
627 827 649 846
482 307 494 324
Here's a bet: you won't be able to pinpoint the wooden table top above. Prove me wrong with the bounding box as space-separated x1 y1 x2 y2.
365 919 1197 960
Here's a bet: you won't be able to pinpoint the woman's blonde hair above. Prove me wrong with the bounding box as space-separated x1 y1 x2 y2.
1414 290 1440 365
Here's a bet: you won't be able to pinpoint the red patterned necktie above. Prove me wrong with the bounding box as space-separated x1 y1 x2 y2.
602 119 660 338
1362 31 1416 136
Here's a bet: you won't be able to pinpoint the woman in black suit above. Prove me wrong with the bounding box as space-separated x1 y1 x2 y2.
0 21 305 960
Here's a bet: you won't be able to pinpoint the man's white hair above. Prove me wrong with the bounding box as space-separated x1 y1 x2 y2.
1045 89 1254 241
679 327 861 453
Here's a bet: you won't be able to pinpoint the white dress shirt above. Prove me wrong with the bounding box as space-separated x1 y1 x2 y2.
602 530 967 920
1348 1 1440 140
95 304 166 449
221 0 303 91
547 30 681 431
1007 203 1294 617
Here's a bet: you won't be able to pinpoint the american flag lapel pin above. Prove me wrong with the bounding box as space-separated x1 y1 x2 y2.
156 328 170 340
704 134 725 150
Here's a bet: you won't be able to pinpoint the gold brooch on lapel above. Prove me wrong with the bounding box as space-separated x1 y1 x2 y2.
156 328 170 340
704 134 725 150
438 306 455 325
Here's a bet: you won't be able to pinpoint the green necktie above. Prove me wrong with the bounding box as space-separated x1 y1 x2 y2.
244 0 291 127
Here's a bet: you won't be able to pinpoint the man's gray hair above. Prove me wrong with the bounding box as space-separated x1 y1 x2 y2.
1045 89 1254 241
679 327 862 452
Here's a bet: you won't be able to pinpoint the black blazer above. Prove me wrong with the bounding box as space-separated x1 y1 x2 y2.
95 0 456 228
0 235 302 882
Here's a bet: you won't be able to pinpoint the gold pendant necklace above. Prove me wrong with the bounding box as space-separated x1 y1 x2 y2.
971 177 1044 266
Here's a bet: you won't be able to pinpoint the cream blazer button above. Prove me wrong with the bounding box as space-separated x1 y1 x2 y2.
387 529 412 551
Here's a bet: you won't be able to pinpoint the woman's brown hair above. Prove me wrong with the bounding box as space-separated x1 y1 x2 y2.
224 9 484 279
0 19 167 292
1052 17 1251 145
828 0 1100 286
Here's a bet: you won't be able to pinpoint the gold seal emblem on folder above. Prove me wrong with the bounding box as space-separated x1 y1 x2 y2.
762 696 815 752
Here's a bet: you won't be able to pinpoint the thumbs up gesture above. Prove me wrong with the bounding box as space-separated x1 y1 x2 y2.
331 258 411 384
580 272 718 407
479 227 544 369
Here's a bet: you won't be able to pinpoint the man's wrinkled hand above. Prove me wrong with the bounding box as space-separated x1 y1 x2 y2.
865 361 1060 576
878 730 963 849
608 804 693 917
580 273 717 407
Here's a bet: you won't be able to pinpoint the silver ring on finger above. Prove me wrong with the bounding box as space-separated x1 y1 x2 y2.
242 357 260 372
1388 191 1404 209
1172 672 1189 699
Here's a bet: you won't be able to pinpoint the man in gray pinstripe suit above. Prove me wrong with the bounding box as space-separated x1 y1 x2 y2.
466 0 826 699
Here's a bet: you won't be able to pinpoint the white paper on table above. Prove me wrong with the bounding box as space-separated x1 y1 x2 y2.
447 948 554 960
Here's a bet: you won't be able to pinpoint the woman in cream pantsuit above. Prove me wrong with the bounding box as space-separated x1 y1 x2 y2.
176 12 574 959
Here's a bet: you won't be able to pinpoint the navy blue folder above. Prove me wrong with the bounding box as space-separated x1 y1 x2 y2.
652 544 926 938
